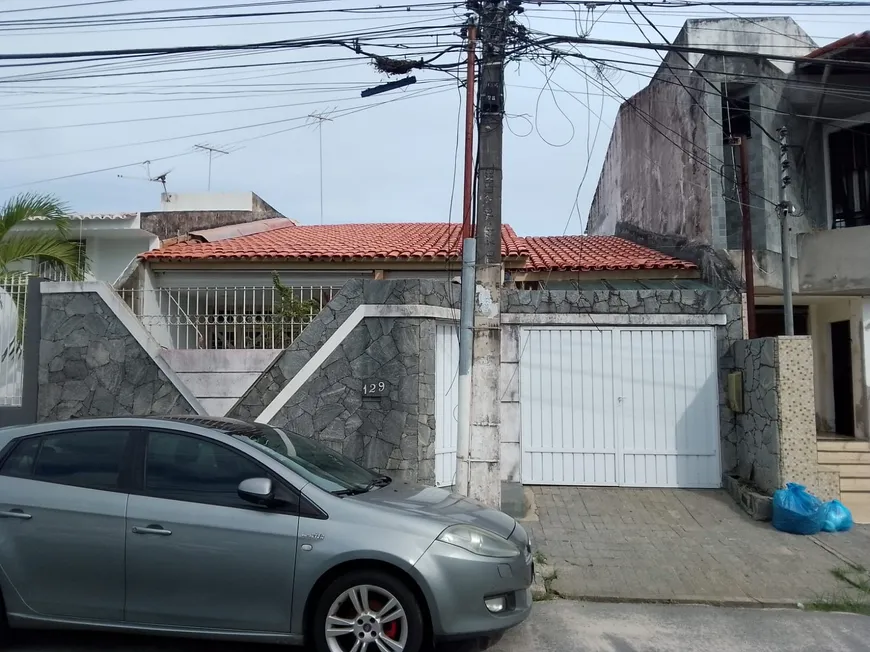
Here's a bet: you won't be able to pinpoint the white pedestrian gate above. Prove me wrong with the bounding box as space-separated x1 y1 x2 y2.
434 323 459 487
519 327 720 488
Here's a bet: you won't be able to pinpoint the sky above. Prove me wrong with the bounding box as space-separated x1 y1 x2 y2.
0 0 863 237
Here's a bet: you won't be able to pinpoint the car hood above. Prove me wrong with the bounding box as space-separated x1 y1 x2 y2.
349 482 517 539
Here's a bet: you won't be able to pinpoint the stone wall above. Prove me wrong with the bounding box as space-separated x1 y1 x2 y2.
501 288 743 477
734 336 833 498
37 290 198 421
229 279 455 484
734 338 780 491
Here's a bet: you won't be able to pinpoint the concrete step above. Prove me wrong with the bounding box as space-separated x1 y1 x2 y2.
839 491 870 524
821 463 870 479
817 439 870 453
818 450 870 465
841 477 870 492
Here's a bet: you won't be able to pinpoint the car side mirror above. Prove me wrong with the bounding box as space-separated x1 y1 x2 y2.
238 477 274 506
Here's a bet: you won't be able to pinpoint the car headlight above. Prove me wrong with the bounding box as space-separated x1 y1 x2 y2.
437 525 521 558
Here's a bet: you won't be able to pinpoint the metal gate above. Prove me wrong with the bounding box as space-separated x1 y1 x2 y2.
434 323 459 487
519 327 720 488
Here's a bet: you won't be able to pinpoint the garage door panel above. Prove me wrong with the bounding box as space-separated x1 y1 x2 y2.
523 451 617 485
521 326 719 488
520 329 617 485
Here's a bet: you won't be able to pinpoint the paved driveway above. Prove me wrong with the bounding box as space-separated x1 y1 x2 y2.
525 486 870 604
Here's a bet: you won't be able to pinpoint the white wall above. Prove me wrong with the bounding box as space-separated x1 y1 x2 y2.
160 192 253 212
810 298 868 438
89 235 157 285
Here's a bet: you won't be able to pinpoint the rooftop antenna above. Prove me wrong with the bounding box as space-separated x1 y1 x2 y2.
307 109 335 225
194 143 236 190
117 161 172 193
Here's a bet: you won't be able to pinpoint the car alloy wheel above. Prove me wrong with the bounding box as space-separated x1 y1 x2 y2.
325 584 408 652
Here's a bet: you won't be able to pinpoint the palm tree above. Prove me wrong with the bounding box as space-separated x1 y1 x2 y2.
1 192 88 359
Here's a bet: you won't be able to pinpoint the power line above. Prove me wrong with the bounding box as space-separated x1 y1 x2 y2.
1 82 453 190
520 32 870 72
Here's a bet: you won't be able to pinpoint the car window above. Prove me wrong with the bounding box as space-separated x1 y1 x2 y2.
0 437 40 478
144 430 294 510
30 429 129 491
233 427 379 494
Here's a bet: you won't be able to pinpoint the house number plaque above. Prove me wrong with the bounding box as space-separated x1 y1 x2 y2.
362 380 388 397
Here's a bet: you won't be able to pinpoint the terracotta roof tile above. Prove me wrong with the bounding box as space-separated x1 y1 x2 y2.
522 235 696 272
142 222 528 262
141 222 694 273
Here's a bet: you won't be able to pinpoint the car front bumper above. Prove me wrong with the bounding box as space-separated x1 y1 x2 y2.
413 527 533 638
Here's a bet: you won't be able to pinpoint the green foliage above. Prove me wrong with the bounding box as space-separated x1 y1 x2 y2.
268 272 321 345
272 272 319 321
0 193 89 359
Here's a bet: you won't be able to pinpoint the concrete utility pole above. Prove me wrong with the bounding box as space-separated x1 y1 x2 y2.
455 18 477 499
466 0 513 508
778 126 795 336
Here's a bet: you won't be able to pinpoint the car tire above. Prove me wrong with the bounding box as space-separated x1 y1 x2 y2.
312 569 424 652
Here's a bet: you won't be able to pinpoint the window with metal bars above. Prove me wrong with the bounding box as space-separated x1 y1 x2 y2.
829 124 870 229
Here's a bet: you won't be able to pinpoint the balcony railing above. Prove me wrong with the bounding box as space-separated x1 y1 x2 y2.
0 277 27 407
117 285 339 350
37 261 76 282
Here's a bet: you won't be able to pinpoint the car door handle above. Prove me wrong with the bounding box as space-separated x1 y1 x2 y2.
0 509 31 520
132 525 172 536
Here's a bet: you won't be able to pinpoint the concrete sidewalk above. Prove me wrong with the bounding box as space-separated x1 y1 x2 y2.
523 487 870 605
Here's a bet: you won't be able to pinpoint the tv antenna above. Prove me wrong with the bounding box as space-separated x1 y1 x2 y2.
307 109 335 225
117 161 172 193
194 143 237 190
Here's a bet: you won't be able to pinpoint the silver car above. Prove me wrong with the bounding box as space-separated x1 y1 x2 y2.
0 416 533 651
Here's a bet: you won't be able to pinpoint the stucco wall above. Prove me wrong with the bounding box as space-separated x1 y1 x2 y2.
798 226 870 294
37 290 198 421
734 336 831 497
587 73 712 240
500 288 743 476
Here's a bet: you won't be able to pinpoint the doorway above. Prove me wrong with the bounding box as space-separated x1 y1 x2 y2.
830 320 855 436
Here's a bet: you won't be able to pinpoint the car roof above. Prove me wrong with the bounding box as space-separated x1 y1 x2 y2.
0 415 273 442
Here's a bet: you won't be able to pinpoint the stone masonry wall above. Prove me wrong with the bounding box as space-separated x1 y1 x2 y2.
501 288 743 474
38 292 197 420
229 279 454 484
734 338 780 492
734 336 835 499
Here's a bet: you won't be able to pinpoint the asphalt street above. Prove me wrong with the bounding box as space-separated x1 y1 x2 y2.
3 601 869 651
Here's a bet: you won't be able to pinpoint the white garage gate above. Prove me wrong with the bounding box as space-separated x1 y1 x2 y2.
519 326 720 488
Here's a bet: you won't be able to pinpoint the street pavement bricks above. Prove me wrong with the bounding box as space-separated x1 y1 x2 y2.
524 486 870 604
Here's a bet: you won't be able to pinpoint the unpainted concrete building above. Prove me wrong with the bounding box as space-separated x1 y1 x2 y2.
587 20 870 458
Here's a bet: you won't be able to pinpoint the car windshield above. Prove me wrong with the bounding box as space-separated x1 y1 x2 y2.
231 426 382 494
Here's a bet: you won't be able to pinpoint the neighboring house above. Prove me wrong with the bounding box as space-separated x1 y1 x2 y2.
12 191 295 286
586 19 870 446
0 191 294 408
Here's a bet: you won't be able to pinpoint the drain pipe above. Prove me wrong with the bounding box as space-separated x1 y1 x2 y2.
455 238 476 496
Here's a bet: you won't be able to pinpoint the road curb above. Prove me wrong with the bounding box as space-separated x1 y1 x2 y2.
543 594 803 609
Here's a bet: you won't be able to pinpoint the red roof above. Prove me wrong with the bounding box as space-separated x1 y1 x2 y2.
141 223 528 263
141 221 695 273
805 31 870 61
523 235 696 272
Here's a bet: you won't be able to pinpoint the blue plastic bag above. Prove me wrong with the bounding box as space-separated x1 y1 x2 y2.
772 483 824 535
821 499 854 533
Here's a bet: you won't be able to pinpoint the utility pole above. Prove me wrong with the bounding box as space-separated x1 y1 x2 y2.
194 144 229 191
465 0 515 508
732 136 757 339
778 126 795 336
455 18 477 498
308 112 333 225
